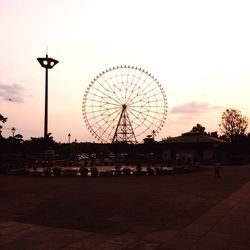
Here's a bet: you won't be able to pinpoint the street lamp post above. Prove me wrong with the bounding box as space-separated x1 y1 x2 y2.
37 54 58 139
11 127 16 137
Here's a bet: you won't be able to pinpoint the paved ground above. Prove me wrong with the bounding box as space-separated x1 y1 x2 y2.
0 165 250 249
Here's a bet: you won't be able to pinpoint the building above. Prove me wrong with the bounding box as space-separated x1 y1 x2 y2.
160 131 226 163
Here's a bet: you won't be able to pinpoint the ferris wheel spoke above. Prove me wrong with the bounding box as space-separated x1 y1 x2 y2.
89 105 122 126
99 111 121 141
128 105 149 115
128 106 163 123
129 94 146 105
91 109 121 142
100 76 116 94
143 91 165 101
96 74 117 96
124 68 137 103
129 105 166 110
85 103 120 110
87 102 120 112
126 108 148 128
88 115 112 131
143 112 163 123
130 117 154 135
135 120 158 134
125 83 144 105
128 96 164 106
130 115 151 132
129 95 163 107
130 110 159 131
108 75 125 104
124 68 130 102
127 81 159 105
99 76 124 105
139 103 166 111
104 125 116 142
84 99 113 106
121 68 124 90
105 76 116 93
86 92 114 105
139 109 164 121
106 74 126 104
90 85 122 105
86 106 121 113
126 75 153 104
87 109 121 125
114 71 127 102
90 81 111 97
126 90 148 107
124 67 133 103
125 69 144 103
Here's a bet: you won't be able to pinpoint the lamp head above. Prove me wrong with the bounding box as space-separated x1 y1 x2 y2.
37 55 59 69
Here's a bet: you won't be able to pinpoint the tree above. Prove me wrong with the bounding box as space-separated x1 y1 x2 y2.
0 114 7 137
191 123 206 134
0 114 7 123
14 134 23 142
219 109 248 142
207 131 219 138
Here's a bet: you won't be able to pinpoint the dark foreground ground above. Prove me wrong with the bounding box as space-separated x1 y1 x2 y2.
0 165 250 249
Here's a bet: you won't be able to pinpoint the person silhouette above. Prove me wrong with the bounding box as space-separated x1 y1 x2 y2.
214 162 221 178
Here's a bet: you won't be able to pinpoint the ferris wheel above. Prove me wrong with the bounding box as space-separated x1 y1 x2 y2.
82 65 168 143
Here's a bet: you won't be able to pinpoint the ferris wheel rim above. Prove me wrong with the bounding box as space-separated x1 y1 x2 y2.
82 65 168 143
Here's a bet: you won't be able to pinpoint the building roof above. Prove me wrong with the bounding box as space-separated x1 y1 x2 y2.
161 132 227 144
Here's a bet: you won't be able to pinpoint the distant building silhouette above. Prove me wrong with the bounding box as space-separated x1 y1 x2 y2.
160 131 226 163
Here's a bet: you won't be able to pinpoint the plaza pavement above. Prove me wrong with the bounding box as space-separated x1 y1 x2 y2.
0 165 250 249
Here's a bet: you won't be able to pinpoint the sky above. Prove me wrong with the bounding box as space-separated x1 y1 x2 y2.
1 0 250 143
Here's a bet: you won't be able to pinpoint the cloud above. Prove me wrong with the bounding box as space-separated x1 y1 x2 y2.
0 82 25 103
170 102 223 115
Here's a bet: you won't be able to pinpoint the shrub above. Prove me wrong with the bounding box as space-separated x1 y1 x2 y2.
43 168 52 177
0 164 8 175
136 163 142 171
99 170 113 177
11 168 30 176
114 169 122 176
123 167 132 176
79 167 89 177
147 167 155 176
30 171 43 177
133 170 145 176
90 167 98 177
155 167 163 175
53 167 62 177
63 169 77 177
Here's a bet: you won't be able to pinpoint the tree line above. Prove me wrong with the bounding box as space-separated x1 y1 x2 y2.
0 108 249 157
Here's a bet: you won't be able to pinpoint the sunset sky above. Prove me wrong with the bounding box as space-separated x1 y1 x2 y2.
1 0 250 143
